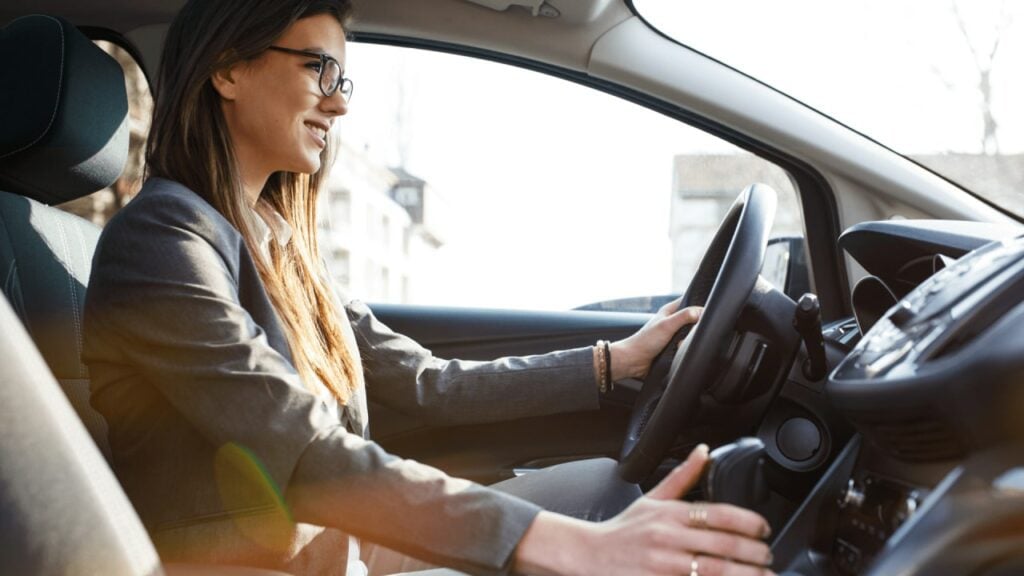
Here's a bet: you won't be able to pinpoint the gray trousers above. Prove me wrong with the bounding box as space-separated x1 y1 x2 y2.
363 458 641 575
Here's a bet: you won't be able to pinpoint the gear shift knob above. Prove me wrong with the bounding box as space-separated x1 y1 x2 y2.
701 437 769 508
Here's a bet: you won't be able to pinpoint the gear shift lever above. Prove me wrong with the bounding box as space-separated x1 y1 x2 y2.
701 437 769 508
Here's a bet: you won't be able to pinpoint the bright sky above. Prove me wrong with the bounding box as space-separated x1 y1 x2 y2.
336 1 1023 310
635 0 1024 154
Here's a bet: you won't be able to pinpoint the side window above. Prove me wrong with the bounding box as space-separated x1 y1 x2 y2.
329 44 804 310
58 40 152 224
671 156 804 299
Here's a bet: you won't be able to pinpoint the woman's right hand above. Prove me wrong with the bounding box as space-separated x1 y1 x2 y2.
514 445 776 576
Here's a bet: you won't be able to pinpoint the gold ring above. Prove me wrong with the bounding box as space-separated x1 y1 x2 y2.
690 555 700 576
688 503 709 529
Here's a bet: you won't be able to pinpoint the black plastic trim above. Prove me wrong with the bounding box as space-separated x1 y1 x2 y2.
838 219 1021 295
349 32 851 320
369 302 648 354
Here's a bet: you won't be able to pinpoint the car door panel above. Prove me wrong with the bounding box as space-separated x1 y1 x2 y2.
366 303 649 484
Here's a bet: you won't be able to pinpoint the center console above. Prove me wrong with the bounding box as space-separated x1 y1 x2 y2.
831 470 922 574
702 232 1024 574
750 435 1024 576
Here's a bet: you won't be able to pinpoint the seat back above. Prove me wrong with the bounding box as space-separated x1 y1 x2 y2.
0 291 163 575
0 16 299 576
0 13 130 458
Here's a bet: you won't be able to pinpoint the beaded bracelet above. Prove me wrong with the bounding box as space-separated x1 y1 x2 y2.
595 340 613 394
603 340 613 393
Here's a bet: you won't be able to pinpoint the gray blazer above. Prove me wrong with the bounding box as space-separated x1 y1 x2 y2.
82 178 600 576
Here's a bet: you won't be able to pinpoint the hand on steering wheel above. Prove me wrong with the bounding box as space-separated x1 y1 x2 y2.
610 301 704 381
618 184 778 483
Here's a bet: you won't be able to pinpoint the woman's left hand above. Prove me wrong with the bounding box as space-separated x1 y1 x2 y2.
609 297 702 381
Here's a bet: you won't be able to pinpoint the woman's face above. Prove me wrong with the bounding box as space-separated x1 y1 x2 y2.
216 14 348 193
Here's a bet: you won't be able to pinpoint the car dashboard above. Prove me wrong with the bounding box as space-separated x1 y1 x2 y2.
767 219 1024 575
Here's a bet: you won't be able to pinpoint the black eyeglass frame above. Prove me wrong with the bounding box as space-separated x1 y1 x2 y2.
266 45 353 101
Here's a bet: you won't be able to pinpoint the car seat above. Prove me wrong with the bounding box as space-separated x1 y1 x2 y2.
0 289 164 574
0 14 291 576
0 13 124 461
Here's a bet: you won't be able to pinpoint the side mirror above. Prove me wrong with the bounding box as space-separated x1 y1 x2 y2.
763 236 810 301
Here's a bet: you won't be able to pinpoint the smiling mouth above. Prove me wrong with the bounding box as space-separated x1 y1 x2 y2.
305 122 328 146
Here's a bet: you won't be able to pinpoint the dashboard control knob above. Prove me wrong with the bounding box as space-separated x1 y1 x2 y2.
889 300 915 327
838 478 866 509
894 490 920 527
776 417 821 462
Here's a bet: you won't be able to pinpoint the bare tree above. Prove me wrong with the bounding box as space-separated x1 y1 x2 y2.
943 0 1012 155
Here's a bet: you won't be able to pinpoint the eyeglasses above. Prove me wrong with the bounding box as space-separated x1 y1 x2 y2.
266 45 354 102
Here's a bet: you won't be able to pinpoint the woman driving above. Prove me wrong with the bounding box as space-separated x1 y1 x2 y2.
82 0 775 574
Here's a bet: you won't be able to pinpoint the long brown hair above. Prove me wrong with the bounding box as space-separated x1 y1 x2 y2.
146 0 359 403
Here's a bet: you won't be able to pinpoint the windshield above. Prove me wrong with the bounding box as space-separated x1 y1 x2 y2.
633 0 1024 219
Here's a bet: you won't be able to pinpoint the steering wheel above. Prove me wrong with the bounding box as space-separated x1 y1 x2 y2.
618 184 777 483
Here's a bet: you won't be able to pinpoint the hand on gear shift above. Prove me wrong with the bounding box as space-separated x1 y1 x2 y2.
701 438 770 509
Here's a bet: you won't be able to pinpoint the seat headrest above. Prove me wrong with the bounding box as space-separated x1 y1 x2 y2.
0 15 129 206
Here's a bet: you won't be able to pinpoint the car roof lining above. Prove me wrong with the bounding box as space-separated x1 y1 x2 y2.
0 0 628 70
0 0 182 33
350 0 630 74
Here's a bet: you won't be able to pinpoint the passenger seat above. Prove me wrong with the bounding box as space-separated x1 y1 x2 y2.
0 13 125 460
0 14 291 576
0 292 163 574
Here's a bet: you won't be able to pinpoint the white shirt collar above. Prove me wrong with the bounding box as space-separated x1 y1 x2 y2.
250 201 293 254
